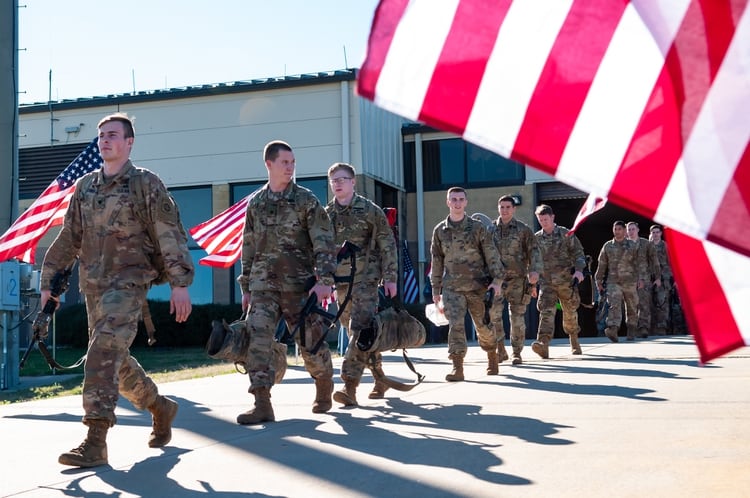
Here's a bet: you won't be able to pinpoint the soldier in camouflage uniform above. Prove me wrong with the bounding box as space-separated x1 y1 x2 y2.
489 195 542 366
236 140 338 425
627 222 661 338
649 224 672 335
430 187 504 381
533 204 587 357
595 220 645 342
325 163 398 406
41 113 194 468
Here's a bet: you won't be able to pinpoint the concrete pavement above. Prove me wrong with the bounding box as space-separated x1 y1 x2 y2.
1 335 749 498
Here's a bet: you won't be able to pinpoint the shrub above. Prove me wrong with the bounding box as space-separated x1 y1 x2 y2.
54 300 243 348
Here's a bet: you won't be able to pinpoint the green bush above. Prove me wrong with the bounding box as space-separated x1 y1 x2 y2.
55 300 243 348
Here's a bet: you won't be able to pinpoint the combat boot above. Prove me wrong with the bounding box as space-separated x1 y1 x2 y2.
605 326 619 343
237 386 275 425
532 339 549 359
147 395 179 447
569 334 582 355
333 379 359 407
511 351 523 365
626 325 636 341
58 419 109 467
497 342 509 363
368 380 389 399
312 377 334 413
445 355 464 382
486 350 499 375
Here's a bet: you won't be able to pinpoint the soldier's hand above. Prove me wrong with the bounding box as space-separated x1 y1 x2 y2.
310 283 332 305
241 291 252 312
39 290 60 313
488 282 502 295
572 270 584 284
383 281 397 298
528 271 540 285
170 286 192 323
654 278 662 288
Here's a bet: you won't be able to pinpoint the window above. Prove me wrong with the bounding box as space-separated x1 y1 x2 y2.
404 137 525 191
147 186 213 304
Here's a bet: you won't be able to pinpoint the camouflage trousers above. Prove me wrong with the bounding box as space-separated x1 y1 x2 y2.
336 281 383 384
442 287 497 357
83 285 157 427
245 290 333 392
651 279 671 330
636 284 653 331
537 276 581 342
605 281 638 334
490 277 531 354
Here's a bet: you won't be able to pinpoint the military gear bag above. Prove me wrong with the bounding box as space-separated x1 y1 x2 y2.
356 298 426 353
207 318 287 384
355 296 426 390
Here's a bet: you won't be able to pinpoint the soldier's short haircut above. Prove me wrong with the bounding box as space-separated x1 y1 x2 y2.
264 140 293 162
328 162 356 178
447 186 466 197
98 112 135 138
650 224 663 232
498 194 516 206
626 221 639 228
613 220 626 229
535 204 554 216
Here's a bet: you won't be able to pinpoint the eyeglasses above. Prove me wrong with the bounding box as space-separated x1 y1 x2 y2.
329 177 353 185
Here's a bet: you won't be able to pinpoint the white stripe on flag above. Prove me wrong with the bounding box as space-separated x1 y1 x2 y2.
375 0 459 120
557 3 680 191
466 0 573 156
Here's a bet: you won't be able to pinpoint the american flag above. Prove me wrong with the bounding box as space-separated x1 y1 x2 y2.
358 0 749 362
0 138 102 264
568 195 607 236
189 195 251 268
402 240 419 304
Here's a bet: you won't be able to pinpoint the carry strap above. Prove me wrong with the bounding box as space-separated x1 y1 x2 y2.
367 351 425 391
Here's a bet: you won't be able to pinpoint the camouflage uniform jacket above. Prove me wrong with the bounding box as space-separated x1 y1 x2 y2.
430 215 505 294
41 160 194 292
534 225 586 283
632 237 661 281
491 217 543 279
652 239 672 281
325 193 398 285
594 238 645 287
238 181 337 293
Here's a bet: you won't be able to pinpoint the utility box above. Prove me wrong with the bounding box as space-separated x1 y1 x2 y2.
0 260 21 311
0 261 34 390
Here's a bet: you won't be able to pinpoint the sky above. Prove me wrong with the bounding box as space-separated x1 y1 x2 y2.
17 0 381 105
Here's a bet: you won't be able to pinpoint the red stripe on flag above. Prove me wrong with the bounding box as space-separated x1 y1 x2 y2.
667 229 744 363
707 140 750 255
609 0 737 218
357 0 411 101
511 0 627 169
418 0 511 135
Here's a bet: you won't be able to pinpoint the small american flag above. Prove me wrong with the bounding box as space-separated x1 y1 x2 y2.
402 240 419 304
189 195 251 268
0 138 102 263
568 195 607 236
